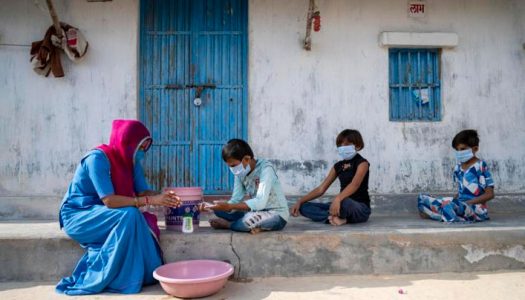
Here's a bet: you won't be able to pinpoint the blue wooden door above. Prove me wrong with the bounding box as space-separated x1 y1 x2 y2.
139 0 247 194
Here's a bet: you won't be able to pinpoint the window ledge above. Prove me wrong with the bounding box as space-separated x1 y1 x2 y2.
379 32 458 48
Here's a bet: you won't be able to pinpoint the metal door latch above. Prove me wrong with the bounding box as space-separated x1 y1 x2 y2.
164 84 216 107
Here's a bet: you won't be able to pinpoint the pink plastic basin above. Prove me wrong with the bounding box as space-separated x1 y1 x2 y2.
163 187 203 231
153 260 234 298
164 187 203 200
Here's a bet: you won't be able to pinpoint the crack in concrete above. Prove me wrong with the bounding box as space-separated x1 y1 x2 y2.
230 233 242 278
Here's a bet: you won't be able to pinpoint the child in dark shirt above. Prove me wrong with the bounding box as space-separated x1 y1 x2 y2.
290 129 371 226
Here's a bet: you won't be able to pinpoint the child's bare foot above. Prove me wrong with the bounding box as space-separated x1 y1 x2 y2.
250 228 262 235
419 212 430 219
329 216 347 226
209 218 231 230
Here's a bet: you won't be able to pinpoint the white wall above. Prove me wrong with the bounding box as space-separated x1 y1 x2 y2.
0 0 139 197
248 0 525 194
1 0 524 205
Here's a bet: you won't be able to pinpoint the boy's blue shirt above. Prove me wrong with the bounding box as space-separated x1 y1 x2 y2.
228 159 289 221
453 159 494 201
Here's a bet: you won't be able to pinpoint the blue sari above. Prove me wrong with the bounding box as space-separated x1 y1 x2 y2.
56 150 162 295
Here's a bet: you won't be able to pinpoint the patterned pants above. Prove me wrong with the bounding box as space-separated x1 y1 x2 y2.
214 210 287 232
417 194 489 223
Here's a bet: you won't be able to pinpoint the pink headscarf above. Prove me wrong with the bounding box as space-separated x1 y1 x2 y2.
96 120 151 197
96 120 160 240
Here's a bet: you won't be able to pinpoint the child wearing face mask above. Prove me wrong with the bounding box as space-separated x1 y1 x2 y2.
290 129 371 226
207 139 289 233
418 129 495 223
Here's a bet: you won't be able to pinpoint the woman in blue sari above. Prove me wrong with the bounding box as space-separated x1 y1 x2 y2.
56 120 180 295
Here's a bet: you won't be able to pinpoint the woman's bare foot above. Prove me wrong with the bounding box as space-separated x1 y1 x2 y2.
209 218 231 230
329 216 347 226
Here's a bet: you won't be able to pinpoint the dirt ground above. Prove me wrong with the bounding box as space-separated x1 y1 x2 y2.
1 271 524 300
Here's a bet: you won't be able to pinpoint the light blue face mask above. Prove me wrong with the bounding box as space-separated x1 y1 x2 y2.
229 161 251 178
135 149 145 164
338 145 357 160
455 149 473 163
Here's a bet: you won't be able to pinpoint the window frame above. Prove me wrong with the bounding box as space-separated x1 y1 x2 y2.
388 48 442 122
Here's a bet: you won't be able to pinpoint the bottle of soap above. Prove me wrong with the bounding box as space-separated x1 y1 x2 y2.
182 210 194 233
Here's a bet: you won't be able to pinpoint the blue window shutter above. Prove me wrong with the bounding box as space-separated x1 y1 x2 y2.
389 48 441 121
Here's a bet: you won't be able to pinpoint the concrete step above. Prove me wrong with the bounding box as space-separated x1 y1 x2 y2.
1 213 524 281
1 193 524 220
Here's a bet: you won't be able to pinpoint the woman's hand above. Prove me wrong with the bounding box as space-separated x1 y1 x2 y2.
329 197 342 217
290 202 301 217
150 191 181 207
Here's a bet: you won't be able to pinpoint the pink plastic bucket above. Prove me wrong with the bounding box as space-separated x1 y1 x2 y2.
164 187 203 231
153 260 234 298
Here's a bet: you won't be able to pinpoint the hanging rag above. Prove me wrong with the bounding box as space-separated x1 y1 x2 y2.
51 24 88 62
30 22 88 77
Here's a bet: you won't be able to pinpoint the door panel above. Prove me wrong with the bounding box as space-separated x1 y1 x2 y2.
139 0 247 194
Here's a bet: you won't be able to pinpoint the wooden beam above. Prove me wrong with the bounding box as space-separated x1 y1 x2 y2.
303 0 315 51
45 0 62 38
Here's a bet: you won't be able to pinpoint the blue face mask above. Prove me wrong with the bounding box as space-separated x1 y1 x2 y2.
455 149 473 163
338 145 357 160
135 149 145 164
229 161 251 178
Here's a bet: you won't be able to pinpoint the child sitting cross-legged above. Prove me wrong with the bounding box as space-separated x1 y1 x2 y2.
418 129 495 223
208 139 289 234
290 129 371 226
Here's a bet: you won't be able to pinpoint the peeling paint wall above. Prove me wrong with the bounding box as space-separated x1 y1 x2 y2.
0 0 139 196
248 0 525 194
1 0 524 202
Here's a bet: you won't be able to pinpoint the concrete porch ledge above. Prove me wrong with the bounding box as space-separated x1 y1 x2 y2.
1 213 524 281
1 193 524 220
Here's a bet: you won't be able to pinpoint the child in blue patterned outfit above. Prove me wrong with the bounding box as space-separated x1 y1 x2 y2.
418 130 495 223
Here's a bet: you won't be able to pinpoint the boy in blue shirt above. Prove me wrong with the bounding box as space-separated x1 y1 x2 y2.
208 139 289 233
418 130 495 222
